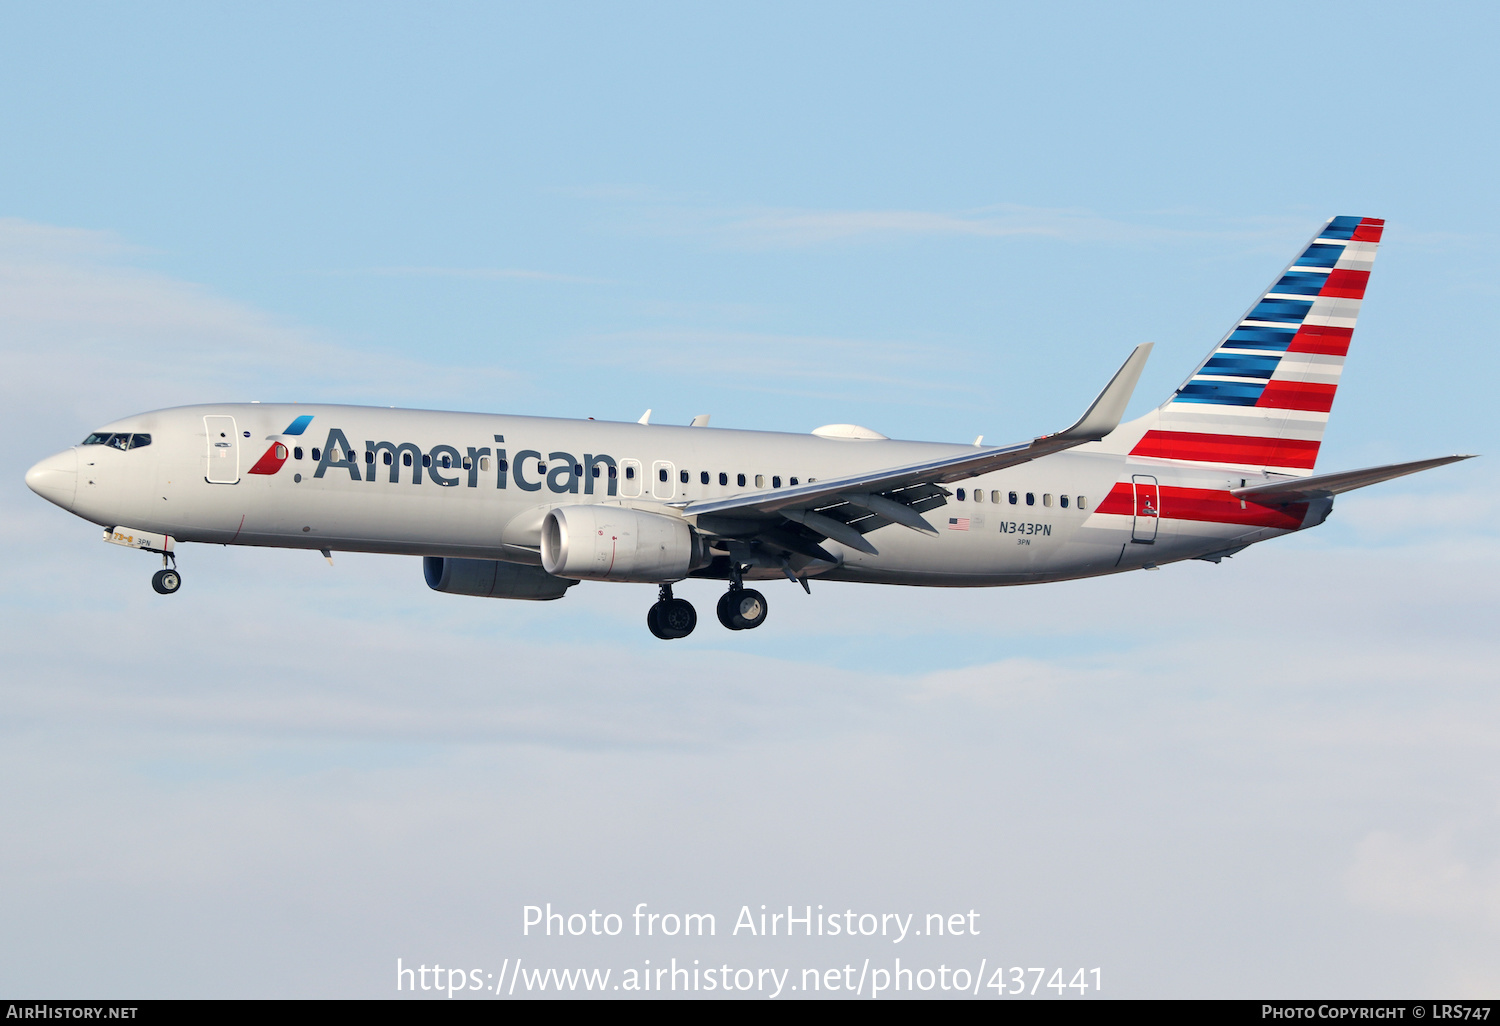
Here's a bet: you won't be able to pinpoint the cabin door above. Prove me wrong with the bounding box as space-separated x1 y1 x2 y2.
204 416 240 484
1131 474 1159 543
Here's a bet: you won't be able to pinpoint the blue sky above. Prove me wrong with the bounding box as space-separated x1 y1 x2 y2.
2 2 1497 998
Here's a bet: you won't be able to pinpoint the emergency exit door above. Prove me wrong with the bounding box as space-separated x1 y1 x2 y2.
1131 474 1159 543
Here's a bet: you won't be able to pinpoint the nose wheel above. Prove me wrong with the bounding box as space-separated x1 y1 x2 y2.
647 583 697 639
717 587 768 631
150 551 181 595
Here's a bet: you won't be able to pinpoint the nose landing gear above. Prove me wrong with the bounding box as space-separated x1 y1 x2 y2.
647 583 697 639
150 553 181 595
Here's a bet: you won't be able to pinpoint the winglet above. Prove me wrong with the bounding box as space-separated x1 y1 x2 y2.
638 409 652 425
1047 343 1153 442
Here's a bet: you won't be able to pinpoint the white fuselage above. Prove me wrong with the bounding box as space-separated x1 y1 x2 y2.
29 403 1315 587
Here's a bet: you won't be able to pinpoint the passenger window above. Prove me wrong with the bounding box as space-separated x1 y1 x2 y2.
719 472 728 485
625 466 635 479
990 490 1000 503
384 451 394 466
1077 495 1086 510
422 454 431 468
790 477 799 486
366 451 375 465
312 447 322 461
1026 492 1035 506
608 466 616 478
480 456 490 471
592 465 601 477
956 488 966 501
573 463 582 476
1060 495 1069 508
974 489 983 503
700 471 710 485
737 473 746 487
680 470 690 484
498 458 509 472
442 455 453 469
294 447 303 461
772 476 781 488
1008 491 1017 504
1043 493 1052 507
463 457 472 470
658 468 669 482
755 474 764 487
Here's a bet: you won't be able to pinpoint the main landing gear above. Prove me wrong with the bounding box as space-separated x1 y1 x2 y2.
647 583 698 640
645 572 772 640
716 587 767 631
717 561 768 632
150 552 181 595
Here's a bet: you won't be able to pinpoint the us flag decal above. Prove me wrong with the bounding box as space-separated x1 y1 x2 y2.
948 517 970 531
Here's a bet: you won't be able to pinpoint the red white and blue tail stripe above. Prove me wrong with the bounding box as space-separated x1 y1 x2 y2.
1129 216 1383 476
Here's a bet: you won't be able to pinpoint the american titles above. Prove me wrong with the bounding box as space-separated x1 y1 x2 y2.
311 428 623 495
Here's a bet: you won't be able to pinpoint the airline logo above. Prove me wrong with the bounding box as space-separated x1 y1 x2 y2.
249 423 629 496
1134 215 1383 475
247 415 314 476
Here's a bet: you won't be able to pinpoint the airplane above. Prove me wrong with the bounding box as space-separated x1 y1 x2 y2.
24 216 1473 639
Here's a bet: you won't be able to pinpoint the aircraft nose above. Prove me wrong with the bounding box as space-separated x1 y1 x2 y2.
25 448 78 511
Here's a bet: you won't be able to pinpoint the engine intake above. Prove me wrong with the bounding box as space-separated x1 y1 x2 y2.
541 505 710 582
423 557 576 601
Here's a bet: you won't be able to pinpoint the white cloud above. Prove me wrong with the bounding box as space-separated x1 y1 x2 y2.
0 219 525 431
1347 830 1500 930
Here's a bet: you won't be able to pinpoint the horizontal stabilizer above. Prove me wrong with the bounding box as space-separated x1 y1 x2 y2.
1231 455 1474 503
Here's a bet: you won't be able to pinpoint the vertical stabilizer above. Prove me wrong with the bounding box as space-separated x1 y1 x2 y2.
1128 216 1384 476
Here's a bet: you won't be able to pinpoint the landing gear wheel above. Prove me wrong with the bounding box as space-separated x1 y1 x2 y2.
720 588 767 630
647 598 697 639
661 597 696 638
151 568 181 595
716 591 741 630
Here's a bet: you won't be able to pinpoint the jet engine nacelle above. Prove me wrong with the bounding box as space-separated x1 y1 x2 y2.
541 505 711 582
423 556 576 601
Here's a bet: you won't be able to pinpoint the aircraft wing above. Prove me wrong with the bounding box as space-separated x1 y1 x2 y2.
1231 454 1475 504
681 344 1152 556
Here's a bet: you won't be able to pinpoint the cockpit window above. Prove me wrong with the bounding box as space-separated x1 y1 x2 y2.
82 432 151 450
